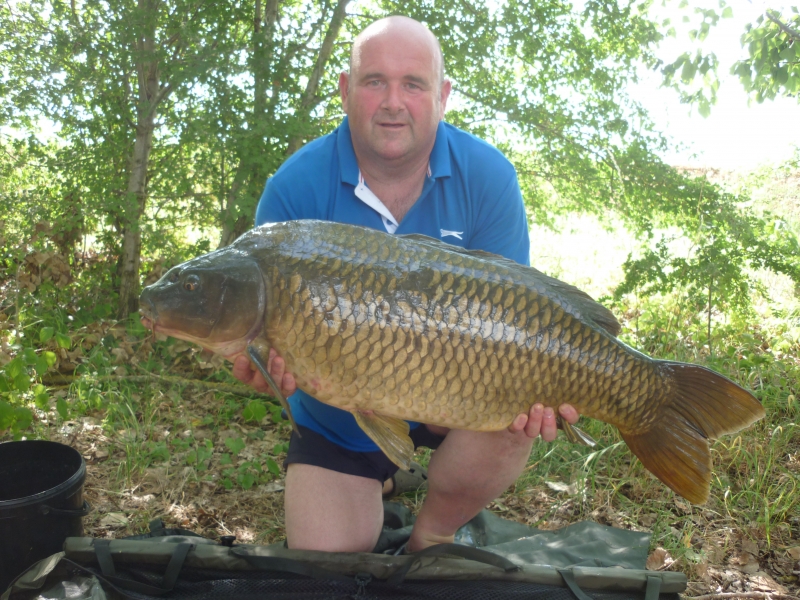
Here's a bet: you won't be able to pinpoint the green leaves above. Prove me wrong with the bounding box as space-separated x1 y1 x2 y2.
224 436 245 456
218 436 285 491
611 152 800 348
0 401 33 438
242 401 267 423
733 9 800 103
39 326 54 343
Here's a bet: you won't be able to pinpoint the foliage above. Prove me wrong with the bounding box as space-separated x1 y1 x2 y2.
659 5 800 109
659 3 730 118
733 8 800 102
611 152 800 334
398 0 670 222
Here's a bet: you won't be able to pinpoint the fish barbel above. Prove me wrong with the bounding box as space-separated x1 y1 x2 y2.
139 220 765 504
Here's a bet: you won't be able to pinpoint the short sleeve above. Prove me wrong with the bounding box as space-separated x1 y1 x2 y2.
468 166 530 266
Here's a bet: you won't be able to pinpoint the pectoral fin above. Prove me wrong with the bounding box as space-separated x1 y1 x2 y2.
353 412 414 470
247 342 300 436
557 415 597 447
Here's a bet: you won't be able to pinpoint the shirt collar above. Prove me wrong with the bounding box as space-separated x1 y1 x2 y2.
337 117 452 186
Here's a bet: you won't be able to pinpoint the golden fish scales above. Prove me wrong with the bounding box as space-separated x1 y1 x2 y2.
263 234 658 434
140 220 765 504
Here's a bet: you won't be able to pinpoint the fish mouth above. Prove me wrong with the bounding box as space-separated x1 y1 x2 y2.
138 299 158 332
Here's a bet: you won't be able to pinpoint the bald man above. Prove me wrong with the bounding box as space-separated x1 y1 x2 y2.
234 16 580 553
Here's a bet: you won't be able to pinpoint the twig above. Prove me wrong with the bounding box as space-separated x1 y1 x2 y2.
766 11 800 42
689 593 799 600
41 373 265 398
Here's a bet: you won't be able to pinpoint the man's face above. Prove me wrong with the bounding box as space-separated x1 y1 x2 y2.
340 27 451 166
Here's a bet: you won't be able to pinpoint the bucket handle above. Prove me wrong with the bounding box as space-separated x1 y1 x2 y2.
39 500 91 518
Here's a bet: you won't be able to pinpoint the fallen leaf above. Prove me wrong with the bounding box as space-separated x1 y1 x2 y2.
742 538 759 556
729 551 761 574
260 481 285 493
545 481 578 495
787 546 800 560
750 572 789 594
646 547 673 571
639 513 656 527
99 513 129 528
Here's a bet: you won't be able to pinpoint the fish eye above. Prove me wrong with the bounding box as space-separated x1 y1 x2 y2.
183 274 200 292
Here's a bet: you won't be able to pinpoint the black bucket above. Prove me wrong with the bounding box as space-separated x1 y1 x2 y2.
0 440 90 592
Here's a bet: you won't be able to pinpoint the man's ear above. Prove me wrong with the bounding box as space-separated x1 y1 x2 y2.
339 72 350 113
439 79 452 118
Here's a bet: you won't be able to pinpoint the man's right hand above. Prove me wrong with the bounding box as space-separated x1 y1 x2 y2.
232 348 297 398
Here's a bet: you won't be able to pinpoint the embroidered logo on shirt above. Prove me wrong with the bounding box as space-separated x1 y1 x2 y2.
440 229 464 240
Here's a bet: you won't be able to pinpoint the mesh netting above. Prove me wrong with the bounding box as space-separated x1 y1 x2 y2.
101 567 681 600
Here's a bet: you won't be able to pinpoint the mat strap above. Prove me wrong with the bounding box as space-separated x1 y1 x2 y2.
92 538 193 596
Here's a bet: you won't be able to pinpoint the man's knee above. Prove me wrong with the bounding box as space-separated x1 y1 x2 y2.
284 464 384 553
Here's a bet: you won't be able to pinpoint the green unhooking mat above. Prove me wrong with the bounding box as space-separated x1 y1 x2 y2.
2 502 686 600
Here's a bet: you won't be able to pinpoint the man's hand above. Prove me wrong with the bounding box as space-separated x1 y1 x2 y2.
507 404 579 441
232 348 297 398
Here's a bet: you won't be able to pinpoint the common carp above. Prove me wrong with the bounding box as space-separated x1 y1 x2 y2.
139 220 765 504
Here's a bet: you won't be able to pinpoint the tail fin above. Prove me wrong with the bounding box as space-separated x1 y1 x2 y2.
620 362 765 504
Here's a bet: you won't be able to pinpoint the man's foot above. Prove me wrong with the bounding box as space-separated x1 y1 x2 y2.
383 462 428 498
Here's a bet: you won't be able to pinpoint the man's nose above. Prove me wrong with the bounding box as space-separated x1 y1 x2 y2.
381 82 404 112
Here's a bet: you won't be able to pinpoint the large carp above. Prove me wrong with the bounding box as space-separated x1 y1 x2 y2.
139 220 764 504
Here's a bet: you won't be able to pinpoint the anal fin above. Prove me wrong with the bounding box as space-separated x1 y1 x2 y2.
557 415 597 447
247 342 300 436
353 412 414 470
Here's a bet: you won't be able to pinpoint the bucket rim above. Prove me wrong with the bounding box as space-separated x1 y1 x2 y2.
0 440 86 511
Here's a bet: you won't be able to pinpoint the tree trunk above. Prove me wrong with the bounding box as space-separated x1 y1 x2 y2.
117 0 171 319
218 0 351 248
286 0 351 155
217 0 278 248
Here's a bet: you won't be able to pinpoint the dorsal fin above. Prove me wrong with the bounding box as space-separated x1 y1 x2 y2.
397 233 621 337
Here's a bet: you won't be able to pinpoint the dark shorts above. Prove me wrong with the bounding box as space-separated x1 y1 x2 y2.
284 424 445 483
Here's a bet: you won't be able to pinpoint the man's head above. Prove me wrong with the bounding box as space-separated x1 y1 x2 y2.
340 16 451 169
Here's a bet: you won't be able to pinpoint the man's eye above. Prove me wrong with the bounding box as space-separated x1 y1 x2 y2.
367 80 382 87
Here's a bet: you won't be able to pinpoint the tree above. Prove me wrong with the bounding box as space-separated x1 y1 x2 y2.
212 0 354 247
1 0 242 317
2 0 797 326
733 8 800 102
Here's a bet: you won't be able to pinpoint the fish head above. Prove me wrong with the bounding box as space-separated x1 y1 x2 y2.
139 249 266 358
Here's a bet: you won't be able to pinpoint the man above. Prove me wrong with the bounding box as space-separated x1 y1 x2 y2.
233 16 579 553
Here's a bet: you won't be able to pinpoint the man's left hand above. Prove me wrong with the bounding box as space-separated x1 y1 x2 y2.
507 404 579 441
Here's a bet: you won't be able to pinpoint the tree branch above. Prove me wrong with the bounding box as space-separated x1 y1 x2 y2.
286 0 351 154
42 373 267 398
766 11 800 42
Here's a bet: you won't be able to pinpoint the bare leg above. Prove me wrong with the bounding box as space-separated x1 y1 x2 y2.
284 463 384 552
407 427 534 552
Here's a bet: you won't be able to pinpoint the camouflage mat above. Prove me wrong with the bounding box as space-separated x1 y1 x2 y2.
2 502 686 600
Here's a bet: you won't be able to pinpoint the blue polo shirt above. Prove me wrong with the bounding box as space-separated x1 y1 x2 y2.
256 117 530 452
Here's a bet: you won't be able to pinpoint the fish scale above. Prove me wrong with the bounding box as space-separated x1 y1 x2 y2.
140 219 765 504
265 230 647 430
